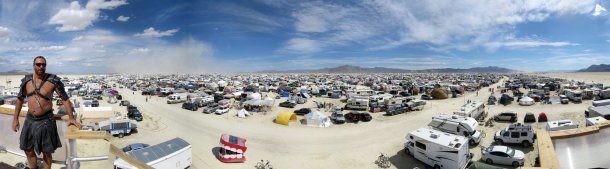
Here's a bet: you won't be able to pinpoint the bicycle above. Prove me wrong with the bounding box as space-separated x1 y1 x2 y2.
255 159 273 169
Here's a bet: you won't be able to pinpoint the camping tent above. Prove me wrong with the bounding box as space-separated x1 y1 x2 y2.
487 95 497 105
275 112 297 126
499 94 514 105
237 109 250 118
302 111 331 128
519 96 535 106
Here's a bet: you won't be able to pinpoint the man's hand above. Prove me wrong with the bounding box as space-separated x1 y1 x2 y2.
67 119 80 128
12 119 19 132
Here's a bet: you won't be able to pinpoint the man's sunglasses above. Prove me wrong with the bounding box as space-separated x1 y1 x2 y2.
34 63 47 67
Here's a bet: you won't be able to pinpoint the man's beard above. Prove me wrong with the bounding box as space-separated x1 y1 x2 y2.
36 69 45 75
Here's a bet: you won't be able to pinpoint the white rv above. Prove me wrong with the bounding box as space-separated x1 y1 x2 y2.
384 97 409 107
114 137 192 169
404 128 471 169
167 93 188 104
345 98 369 110
545 120 578 131
453 101 485 119
564 89 582 102
369 94 393 104
428 114 483 145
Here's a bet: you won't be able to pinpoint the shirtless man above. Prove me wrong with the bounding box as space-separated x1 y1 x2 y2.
12 56 79 169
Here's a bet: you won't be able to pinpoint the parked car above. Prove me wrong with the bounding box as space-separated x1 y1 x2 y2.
330 109 346 124
203 105 218 114
294 108 311 115
122 143 150 153
494 111 517 122
421 94 433 100
120 100 130 106
127 109 143 121
523 113 536 123
559 95 569 104
182 102 199 111
344 112 373 123
481 145 525 167
83 95 94 100
279 101 296 108
215 106 230 115
385 105 408 116
494 123 536 147
91 100 99 107
141 91 150 95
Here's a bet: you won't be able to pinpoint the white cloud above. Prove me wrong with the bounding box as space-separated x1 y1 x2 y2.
49 0 128 32
280 38 322 54
485 40 578 49
116 15 130 22
284 0 596 53
592 3 607 16
134 27 179 38
0 27 9 39
18 45 67 51
606 40 610 43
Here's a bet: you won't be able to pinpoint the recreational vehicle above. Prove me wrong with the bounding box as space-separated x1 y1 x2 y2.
564 89 582 102
369 94 393 104
384 97 410 107
587 105 610 120
404 128 471 169
453 101 485 120
545 120 578 131
167 93 188 104
428 114 482 145
345 98 369 110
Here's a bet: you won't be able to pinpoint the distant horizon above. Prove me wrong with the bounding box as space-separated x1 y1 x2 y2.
1 1 610 73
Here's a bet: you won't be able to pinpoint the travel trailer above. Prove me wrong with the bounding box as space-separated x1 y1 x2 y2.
404 128 471 169
98 116 138 138
114 137 192 169
564 89 582 103
546 120 578 131
428 114 483 145
453 101 485 120
345 98 369 110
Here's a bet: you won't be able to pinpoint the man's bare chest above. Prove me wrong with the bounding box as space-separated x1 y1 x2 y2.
24 80 57 97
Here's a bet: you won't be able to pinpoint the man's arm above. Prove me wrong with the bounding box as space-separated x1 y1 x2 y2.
13 96 24 120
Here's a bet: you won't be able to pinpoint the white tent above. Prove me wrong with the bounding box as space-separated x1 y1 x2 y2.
302 111 331 128
237 108 250 118
519 96 535 106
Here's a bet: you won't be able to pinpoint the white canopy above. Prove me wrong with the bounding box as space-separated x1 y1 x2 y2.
237 108 250 118
302 111 331 128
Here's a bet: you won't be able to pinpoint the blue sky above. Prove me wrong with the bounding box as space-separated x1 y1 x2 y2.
0 0 610 74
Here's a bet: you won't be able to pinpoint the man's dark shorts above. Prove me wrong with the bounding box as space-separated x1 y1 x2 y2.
19 111 62 154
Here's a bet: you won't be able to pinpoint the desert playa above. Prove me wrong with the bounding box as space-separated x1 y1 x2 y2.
0 72 608 169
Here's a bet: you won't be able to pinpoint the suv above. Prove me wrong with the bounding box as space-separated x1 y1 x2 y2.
294 108 311 115
385 105 408 116
559 95 569 104
494 123 537 147
91 100 99 107
330 108 346 124
279 101 296 108
128 109 143 121
120 100 130 106
203 104 218 114
182 102 199 111
494 111 517 122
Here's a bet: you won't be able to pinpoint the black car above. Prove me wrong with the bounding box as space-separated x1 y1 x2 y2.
385 106 408 116
128 109 143 121
279 101 296 108
91 100 99 107
120 100 130 106
345 112 374 123
127 105 138 112
294 108 311 115
122 143 149 153
360 112 373 122
182 102 199 111
421 94 433 100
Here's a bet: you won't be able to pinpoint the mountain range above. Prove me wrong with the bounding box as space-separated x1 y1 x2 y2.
257 65 517 73
577 64 610 72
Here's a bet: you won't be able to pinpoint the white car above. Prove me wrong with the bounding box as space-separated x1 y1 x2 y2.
215 106 229 115
481 145 525 167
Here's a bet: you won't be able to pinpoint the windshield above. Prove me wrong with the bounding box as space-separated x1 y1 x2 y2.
506 147 515 157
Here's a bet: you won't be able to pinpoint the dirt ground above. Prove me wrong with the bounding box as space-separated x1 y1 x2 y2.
0 73 604 169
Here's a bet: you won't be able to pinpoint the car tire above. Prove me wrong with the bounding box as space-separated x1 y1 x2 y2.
494 117 499 121
469 140 475 146
496 139 503 144
404 148 411 156
118 133 124 138
434 165 440 169
522 141 531 148
512 161 520 167
486 158 493 164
